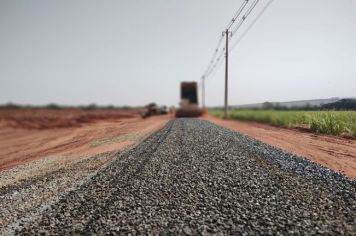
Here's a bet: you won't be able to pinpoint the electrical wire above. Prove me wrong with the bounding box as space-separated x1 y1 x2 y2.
229 0 275 52
205 47 225 78
201 0 272 81
203 35 224 78
200 0 274 106
208 51 225 79
202 0 251 79
231 0 260 37
225 0 250 31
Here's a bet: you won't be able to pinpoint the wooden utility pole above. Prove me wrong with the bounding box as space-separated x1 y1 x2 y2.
224 29 230 119
202 76 205 108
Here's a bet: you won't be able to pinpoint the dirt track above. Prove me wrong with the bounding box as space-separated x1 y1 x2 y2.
2 119 355 235
0 110 169 170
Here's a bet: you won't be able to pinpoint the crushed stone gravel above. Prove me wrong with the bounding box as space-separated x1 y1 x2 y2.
1 118 355 235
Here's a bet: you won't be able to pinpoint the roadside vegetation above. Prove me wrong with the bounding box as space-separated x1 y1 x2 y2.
210 110 356 138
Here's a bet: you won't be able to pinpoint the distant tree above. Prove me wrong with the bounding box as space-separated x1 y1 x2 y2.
121 105 134 110
81 103 98 110
2 102 21 109
45 103 61 109
262 102 274 109
105 105 116 109
321 99 356 110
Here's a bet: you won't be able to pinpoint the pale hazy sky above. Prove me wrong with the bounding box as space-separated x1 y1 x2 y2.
0 0 355 106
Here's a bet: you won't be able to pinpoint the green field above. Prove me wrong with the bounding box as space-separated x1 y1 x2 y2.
210 110 356 137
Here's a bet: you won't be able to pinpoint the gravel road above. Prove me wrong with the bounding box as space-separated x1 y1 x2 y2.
2 119 356 235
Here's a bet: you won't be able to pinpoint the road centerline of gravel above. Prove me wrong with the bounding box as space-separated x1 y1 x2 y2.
8 118 356 235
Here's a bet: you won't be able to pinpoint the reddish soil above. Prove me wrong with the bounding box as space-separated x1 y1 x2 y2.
204 115 356 179
0 109 169 170
0 108 142 129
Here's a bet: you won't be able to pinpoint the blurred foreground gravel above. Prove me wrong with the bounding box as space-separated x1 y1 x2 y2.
2 119 356 235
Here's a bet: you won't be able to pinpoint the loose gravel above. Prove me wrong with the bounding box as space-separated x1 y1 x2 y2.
0 151 119 231
2 119 356 235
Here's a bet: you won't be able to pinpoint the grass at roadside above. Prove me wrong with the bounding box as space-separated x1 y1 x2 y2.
210 110 356 137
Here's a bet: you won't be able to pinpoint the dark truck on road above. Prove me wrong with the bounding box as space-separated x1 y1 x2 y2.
175 82 203 117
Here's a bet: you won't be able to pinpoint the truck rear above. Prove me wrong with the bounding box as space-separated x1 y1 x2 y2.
175 82 203 118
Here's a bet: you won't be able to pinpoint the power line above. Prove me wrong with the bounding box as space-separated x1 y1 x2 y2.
205 47 225 78
225 0 250 31
202 0 250 79
200 0 274 113
223 0 259 119
229 0 275 52
207 59 225 81
230 0 260 37
203 35 224 78
203 0 260 80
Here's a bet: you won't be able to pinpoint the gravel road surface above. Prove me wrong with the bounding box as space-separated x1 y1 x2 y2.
2 119 356 235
